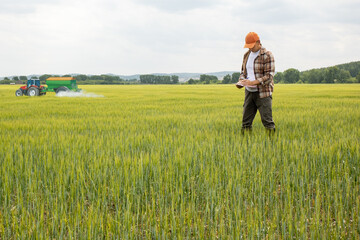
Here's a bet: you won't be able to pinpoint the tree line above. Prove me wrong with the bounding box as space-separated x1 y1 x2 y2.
187 73 240 84
1 61 359 85
140 75 179 84
274 61 360 84
0 74 138 85
0 74 180 85
187 61 360 84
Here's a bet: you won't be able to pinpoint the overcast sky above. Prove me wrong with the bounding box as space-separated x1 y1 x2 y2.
1 0 359 76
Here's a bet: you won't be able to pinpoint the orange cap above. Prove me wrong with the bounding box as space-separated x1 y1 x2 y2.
244 32 260 48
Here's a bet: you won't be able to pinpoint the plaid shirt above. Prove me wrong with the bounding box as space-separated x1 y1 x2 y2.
240 46 275 98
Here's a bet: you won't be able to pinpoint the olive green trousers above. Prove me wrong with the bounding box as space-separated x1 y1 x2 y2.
242 89 275 130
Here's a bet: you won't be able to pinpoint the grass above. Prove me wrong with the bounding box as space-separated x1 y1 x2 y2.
0 84 359 239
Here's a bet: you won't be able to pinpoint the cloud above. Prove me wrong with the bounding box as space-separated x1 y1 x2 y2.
224 0 360 71
228 0 360 26
133 0 220 12
0 0 62 14
104 3 242 72
0 0 359 76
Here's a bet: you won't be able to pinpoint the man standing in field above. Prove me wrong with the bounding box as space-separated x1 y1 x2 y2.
236 32 276 133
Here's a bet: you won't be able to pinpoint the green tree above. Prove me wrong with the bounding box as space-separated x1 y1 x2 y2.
283 68 300 83
231 72 240 83
1 77 11 84
337 69 351 83
200 75 218 84
140 75 174 84
356 72 360 83
187 78 195 84
171 75 179 84
324 67 340 83
274 72 283 83
222 74 231 84
336 61 360 77
90 75 103 80
76 75 88 81
305 69 324 83
40 74 52 83
322 66 350 83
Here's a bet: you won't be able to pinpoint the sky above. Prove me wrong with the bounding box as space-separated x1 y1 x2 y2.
1 0 359 76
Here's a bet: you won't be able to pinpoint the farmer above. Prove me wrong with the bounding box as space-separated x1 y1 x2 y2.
236 32 276 133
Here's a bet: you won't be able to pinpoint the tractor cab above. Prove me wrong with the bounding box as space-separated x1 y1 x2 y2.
27 79 41 88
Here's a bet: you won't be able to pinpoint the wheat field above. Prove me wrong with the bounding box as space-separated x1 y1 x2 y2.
0 84 359 239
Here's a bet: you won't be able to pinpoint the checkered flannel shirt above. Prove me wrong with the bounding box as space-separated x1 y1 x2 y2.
240 47 275 98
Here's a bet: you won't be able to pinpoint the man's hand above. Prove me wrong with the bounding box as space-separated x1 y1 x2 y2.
235 81 244 89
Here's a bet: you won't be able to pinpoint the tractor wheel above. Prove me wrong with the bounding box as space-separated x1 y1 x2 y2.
27 87 39 97
56 86 69 94
15 89 23 97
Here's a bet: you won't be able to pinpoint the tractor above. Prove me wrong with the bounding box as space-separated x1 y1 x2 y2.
15 78 46 97
15 77 81 97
